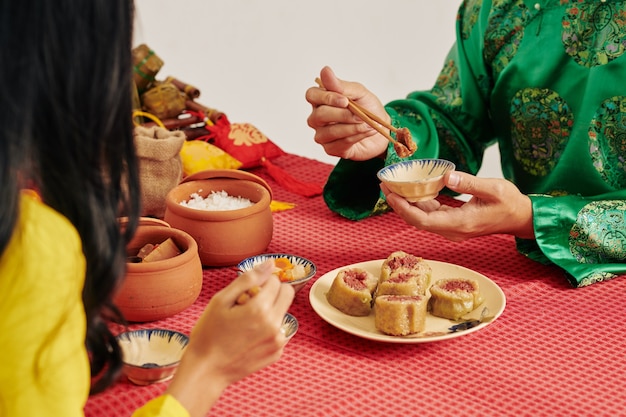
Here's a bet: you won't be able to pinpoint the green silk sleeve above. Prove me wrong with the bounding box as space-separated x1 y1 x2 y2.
322 157 387 220
528 192 626 287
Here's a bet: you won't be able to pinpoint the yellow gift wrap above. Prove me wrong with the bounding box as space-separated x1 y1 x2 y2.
180 140 242 177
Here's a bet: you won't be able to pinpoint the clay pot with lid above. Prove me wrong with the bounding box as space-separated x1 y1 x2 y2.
163 169 273 267
115 217 203 322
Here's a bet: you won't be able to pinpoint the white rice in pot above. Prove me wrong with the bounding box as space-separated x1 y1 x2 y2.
179 190 254 211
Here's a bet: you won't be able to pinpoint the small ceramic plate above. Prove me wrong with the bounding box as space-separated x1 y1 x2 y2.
309 259 505 343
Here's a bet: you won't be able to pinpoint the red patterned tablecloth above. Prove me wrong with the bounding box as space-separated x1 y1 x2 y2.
86 154 626 417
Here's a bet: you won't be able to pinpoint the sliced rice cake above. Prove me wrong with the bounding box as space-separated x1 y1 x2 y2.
428 277 484 321
326 267 378 316
380 251 431 284
374 294 428 336
376 271 429 297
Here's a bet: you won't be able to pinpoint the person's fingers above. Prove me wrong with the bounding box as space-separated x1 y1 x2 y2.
443 171 504 201
307 104 360 129
320 66 343 94
443 171 472 194
381 182 442 212
221 260 274 306
411 198 442 212
250 275 294 325
320 66 370 104
275 283 295 314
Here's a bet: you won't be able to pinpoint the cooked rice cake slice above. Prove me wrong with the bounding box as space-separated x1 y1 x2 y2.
376 271 428 297
428 278 484 321
380 251 431 284
326 267 378 316
374 294 427 336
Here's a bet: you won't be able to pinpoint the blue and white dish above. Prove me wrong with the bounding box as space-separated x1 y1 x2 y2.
282 313 299 340
238 253 317 293
116 328 189 385
377 158 455 202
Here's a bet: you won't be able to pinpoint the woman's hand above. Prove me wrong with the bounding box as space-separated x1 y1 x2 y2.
305 66 390 161
382 171 535 241
165 260 294 417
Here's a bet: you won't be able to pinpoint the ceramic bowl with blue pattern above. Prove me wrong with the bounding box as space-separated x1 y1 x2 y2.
116 328 189 385
377 158 455 202
237 253 316 294
282 312 299 341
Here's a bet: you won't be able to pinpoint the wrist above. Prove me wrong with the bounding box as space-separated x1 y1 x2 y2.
165 351 230 417
512 194 535 239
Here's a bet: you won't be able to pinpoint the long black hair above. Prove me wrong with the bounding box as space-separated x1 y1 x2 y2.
0 0 141 393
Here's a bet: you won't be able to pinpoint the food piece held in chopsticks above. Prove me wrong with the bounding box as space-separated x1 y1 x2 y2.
394 128 417 158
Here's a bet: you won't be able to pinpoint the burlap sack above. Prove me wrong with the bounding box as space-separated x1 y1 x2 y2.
134 125 185 218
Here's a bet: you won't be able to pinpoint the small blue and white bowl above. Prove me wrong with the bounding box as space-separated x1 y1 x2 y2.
116 328 189 385
377 158 455 202
237 253 316 294
282 313 299 340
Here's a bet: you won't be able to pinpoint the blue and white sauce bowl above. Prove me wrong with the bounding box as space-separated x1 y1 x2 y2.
116 328 189 385
238 253 317 294
282 313 299 341
377 158 455 202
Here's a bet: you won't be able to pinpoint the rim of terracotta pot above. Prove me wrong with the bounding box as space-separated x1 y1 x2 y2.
125 225 199 273
165 178 272 222
181 169 272 199
118 216 171 229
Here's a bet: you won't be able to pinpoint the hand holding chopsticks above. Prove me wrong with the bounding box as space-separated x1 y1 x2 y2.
235 285 260 305
314 78 416 158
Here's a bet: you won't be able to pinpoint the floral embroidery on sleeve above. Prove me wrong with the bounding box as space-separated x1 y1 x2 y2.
569 200 626 264
589 96 626 188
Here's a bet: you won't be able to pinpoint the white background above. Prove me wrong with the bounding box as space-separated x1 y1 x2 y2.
133 0 502 178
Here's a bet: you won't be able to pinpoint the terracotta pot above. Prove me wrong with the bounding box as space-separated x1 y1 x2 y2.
115 218 203 322
163 169 273 266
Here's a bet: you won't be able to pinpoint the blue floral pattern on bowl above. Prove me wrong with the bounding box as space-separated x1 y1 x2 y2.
116 328 189 385
377 158 455 202
238 253 317 293
282 313 299 340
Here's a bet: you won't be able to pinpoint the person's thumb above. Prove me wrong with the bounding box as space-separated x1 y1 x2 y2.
444 171 479 195
320 66 343 94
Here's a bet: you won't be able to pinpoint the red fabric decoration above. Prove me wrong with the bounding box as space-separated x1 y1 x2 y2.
199 116 322 197
260 157 323 197
194 113 231 143
207 116 284 169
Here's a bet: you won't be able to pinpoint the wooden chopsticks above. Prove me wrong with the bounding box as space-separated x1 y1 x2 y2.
315 78 399 146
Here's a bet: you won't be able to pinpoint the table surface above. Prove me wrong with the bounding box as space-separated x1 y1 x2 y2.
86 153 626 417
